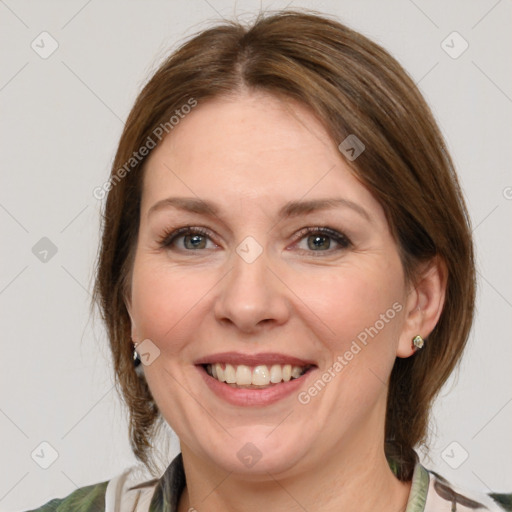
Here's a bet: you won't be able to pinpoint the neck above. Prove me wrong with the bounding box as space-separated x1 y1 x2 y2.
177 424 412 512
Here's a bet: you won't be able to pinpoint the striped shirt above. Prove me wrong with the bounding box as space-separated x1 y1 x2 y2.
26 453 512 511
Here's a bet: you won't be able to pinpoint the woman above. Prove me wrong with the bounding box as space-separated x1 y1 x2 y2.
27 9 511 512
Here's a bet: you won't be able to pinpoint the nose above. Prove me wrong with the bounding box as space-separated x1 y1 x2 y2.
213 245 291 334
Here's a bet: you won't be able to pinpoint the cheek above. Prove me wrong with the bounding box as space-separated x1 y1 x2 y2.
294 261 405 430
130 257 216 354
291 257 406 355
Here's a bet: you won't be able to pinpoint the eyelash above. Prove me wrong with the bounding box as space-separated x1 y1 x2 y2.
293 226 352 254
157 225 352 256
157 226 212 249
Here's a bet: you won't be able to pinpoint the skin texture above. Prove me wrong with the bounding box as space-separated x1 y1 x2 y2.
126 91 446 512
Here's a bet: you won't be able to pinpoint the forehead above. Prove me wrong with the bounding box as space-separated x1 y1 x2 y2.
140 91 383 220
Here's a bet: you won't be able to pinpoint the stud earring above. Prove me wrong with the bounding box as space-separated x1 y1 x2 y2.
133 343 141 367
412 335 424 350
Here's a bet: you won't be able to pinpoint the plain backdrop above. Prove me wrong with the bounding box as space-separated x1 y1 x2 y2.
1 0 511 510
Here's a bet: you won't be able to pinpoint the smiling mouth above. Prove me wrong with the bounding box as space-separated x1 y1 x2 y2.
203 363 314 389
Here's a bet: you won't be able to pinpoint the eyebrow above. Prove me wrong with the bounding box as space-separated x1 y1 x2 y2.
280 198 370 222
147 197 371 222
147 197 219 218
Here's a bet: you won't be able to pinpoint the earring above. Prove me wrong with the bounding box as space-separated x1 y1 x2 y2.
133 343 141 367
412 335 424 350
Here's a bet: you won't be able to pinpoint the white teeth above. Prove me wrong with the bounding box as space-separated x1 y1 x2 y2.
269 364 282 383
207 363 307 386
282 364 292 382
291 366 302 379
252 365 270 385
225 364 236 384
215 363 225 382
236 365 252 385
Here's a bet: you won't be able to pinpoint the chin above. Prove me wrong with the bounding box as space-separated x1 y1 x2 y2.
203 428 313 478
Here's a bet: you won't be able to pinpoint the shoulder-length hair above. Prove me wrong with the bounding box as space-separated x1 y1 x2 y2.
93 10 475 480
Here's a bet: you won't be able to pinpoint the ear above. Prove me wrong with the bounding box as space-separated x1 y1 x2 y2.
124 292 140 342
396 256 447 358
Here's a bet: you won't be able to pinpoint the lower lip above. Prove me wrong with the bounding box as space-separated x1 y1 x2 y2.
197 365 316 407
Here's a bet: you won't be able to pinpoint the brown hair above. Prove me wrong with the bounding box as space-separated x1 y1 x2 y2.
92 9 475 480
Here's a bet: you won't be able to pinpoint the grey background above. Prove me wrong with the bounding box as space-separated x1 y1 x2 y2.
1 0 511 510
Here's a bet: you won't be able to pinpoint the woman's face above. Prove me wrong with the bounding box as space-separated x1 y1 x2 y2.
127 91 414 477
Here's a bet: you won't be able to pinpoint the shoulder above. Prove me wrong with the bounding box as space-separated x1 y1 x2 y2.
23 481 109 511
422 466 512 512
23 465 160 512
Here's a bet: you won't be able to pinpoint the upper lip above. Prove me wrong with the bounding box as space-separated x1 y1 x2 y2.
194 352 317 367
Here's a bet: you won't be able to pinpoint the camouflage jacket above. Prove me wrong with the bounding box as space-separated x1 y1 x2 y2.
25 453 511 512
